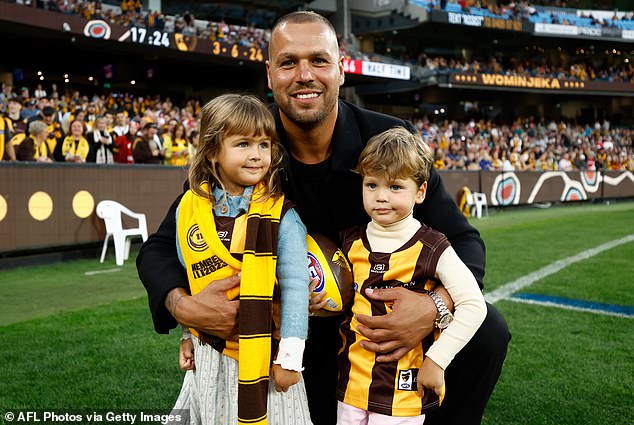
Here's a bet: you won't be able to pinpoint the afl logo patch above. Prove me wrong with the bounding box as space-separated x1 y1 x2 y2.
83 20 111 39
187 224 207 252
308 253 325 293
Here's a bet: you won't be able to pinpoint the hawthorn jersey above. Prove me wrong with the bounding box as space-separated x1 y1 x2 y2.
337 224 450 417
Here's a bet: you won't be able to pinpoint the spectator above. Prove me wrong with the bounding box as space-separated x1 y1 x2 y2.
16 120 54 162
113 118 139 164
26 106 63 156
21 98 39 120
162 122 189 166
112 110 129 137
56 119 89 162
133 122 164 164
86 115 115 164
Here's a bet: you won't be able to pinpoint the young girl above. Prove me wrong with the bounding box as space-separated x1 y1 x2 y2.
335 127 487 424
172 94 312 425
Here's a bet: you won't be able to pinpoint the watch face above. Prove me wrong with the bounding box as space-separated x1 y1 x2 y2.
437 313 453 329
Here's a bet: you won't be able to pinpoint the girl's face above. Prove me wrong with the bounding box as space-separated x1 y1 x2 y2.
175 125 185 138
214 133 272 196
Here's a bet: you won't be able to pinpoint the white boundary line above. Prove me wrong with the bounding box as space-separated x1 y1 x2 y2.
506 296 633 319
84 268 121 276
485 234 634 304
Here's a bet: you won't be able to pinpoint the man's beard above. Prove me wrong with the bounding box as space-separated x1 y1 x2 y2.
274 89 338 130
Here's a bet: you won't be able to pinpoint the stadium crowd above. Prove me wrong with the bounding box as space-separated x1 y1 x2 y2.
1 83 632 172
18 0 271 49
18 1 634 83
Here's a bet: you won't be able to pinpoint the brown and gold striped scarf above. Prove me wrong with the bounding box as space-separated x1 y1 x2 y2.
177 182 284 425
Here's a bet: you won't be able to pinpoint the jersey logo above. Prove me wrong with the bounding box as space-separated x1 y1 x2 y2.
397 368 419 391
187 224 208 252
308 253 325 292
217 230 229 242
370 263 386 274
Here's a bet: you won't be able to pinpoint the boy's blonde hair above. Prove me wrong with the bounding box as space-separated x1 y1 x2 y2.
356 127 433 186
189 94 283 201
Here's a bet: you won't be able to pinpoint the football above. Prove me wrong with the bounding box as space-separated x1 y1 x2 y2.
306 233 354 317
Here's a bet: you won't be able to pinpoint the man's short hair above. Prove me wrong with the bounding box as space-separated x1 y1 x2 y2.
272 11 337 38
356 127 434 186
42 106 56 116
8 96 23 105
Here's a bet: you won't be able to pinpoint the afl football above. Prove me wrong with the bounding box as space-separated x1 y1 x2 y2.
306 233 354 316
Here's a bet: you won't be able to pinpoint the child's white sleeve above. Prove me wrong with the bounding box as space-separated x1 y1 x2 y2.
425 246 487 370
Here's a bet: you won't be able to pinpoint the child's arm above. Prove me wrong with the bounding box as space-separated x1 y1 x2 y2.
272 208 309 392
179 326 195 371
418 246 487 398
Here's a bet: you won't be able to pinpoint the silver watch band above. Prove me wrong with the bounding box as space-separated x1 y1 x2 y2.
426 290 450 317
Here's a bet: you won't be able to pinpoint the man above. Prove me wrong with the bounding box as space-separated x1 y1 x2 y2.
138 11 509 425
20 98 39 120
112 110 129 138
132 122 164 164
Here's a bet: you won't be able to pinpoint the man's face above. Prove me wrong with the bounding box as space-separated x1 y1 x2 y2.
43 114 54 125
8 100 21 115
115 112 126 126
266 21 344 129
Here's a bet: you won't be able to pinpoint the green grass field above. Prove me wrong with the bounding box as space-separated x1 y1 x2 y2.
0 200 633 425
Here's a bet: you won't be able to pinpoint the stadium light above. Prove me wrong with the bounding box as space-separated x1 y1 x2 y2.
39 76 44 81
130 80 136 85
88 76 94 81
64 74 69 78
64 78 69 83
37 71 42 76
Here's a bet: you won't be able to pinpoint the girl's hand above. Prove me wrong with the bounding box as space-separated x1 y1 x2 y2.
179 338 195 371
417 357 444 399
271 364 300 392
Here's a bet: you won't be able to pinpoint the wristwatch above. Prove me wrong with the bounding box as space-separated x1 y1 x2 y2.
425 290 453 329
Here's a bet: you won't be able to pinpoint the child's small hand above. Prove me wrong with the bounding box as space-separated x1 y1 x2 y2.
271 364 300 392
179 338 195 371
417 357 444 399
308 277 329 315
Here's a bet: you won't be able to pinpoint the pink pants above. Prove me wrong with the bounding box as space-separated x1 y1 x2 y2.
336 401 425 425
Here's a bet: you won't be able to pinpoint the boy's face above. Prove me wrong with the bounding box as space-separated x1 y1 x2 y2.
362 173 426 226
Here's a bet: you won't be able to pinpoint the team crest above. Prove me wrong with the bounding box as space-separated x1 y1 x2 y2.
175 33 197 52
83 20 111 39
398 369 418 391
308 253 325 293
187 224 207 252
331 249 351 271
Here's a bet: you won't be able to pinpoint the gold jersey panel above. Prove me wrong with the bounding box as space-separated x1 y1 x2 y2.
337 224 449 417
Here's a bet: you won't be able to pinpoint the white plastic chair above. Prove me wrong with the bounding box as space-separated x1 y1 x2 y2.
96 200 148 266
472 192 489 218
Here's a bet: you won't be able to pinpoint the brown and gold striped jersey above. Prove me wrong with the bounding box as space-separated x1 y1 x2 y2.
337 224 450 417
